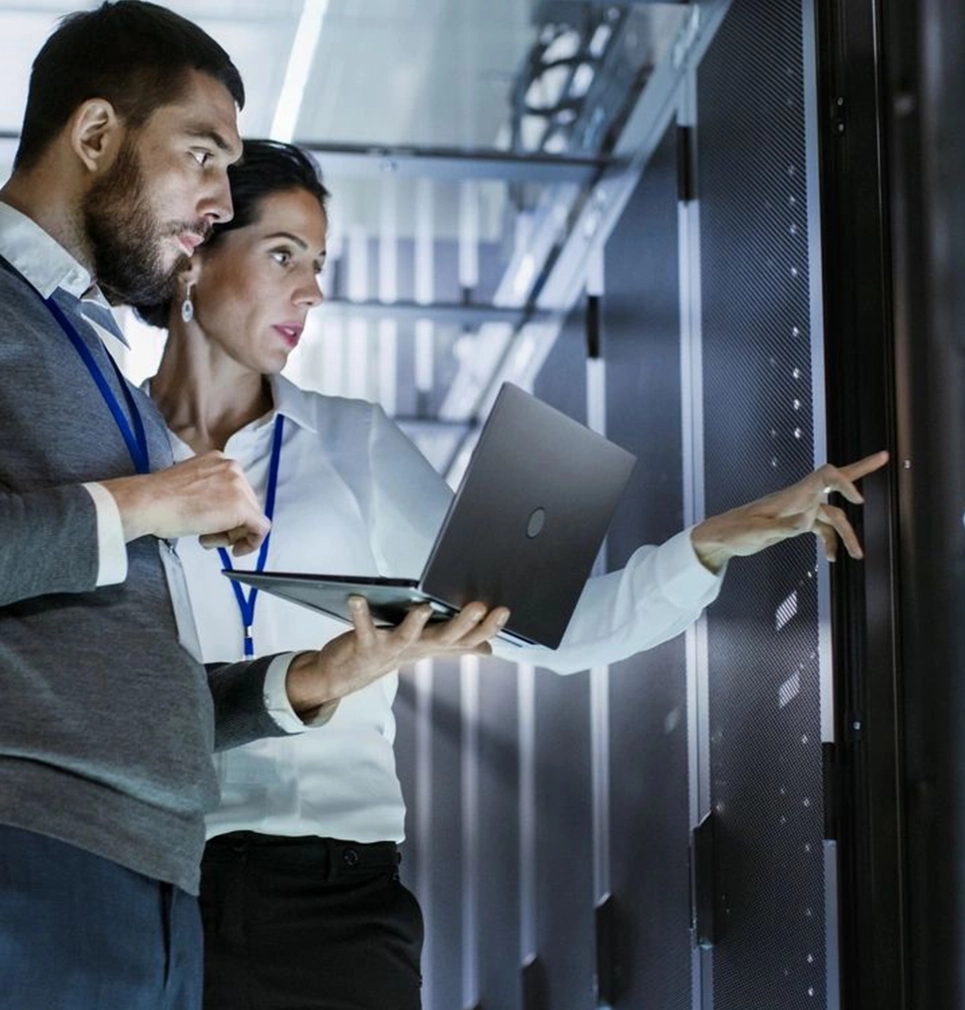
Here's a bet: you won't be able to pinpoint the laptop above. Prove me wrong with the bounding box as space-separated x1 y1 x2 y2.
225 382 636 649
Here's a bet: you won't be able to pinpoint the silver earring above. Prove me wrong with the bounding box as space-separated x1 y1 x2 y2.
180 286 195 324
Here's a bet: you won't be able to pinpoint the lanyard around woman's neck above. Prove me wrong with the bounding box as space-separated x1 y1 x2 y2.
0 256 150 474
218 414 286 657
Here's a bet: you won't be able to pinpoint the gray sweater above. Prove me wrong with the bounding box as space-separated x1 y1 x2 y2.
0 268 287 894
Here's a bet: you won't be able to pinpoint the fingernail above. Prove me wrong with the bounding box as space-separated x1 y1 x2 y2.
496 610 509 627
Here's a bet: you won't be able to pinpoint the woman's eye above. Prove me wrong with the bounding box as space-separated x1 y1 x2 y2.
271 250 292 266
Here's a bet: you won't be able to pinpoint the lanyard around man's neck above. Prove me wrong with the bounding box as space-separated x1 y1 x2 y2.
0 255 150 474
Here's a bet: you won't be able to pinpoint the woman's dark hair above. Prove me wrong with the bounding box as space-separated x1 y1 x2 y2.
136 139 330 328
15 1 245 172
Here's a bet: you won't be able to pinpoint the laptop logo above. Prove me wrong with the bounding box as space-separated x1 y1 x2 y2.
526 507 546 539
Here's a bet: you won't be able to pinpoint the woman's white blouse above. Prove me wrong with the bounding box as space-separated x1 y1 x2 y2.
168 375 723 844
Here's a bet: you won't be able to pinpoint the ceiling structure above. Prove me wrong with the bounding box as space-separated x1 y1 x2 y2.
0 0 707 479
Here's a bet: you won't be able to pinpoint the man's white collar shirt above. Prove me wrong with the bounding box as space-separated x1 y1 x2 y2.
0 200 129 587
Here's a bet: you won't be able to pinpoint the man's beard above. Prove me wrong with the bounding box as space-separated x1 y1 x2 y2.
82 140 207 306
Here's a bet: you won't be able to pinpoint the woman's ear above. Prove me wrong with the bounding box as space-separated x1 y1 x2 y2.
178 256 203 290
69 98 122 173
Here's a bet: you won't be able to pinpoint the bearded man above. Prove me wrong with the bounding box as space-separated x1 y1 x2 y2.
0 5 507 1007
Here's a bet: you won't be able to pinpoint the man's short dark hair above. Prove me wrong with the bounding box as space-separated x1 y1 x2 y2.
15 1 245 172
137 139 330 328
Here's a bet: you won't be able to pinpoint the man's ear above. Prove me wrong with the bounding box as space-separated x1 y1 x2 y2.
69 98 123 173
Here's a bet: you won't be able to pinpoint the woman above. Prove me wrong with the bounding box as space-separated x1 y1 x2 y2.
142 140 882 1009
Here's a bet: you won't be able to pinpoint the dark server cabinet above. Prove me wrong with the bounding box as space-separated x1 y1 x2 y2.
396 1 905 1008
698 2 832 1009
528 314 596 1010
604 122 692 1010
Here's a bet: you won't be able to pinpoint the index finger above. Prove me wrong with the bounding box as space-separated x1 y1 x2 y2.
839 450 890 483
819 451 889 504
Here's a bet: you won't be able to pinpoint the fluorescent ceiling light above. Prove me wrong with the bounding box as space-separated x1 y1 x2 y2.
514 254 536 298
543 29 581 64
270 0 330 142
588 24 613 58
569 63 595 99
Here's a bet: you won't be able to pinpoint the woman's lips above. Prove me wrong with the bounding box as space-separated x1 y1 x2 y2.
272 324 303 348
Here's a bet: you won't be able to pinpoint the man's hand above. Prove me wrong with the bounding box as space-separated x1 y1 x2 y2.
285 596 510 718
100 451 271 555
690 450 889 573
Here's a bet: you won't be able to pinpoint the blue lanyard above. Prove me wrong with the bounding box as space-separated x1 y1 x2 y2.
218 414 285 657
46 298 150 474
0 256 150 473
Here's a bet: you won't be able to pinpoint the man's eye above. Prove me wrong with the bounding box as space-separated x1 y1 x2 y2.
191 150 211 167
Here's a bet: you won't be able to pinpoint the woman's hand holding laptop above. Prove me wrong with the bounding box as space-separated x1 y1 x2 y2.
283 597 511 720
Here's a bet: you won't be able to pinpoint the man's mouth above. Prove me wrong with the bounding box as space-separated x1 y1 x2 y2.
178 232 204 256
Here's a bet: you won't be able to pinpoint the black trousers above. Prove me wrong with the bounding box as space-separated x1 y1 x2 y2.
199 832 423 1010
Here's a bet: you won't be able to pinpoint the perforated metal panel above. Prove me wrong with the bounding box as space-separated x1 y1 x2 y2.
476 658 523 1010
530 321 596 1010
425 660 466 1010
698 2 827 1008
604 123 693 1010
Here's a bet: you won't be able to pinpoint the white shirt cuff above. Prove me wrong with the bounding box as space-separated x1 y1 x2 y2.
263 653 339 731
82 482 128 587
657 526 727 606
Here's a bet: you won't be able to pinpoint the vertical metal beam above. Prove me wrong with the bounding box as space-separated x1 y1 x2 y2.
461 656 481 1010
814 0 906 1007
459 183 480 298
802 0 834 749
320 315 345 398
802 0 841 1004
414 659 435 1010
518 663 537 970
378 176 399 415
584 248 612 912
584 248 615 1007
677 65 713 1010
883 0 965 1005
347 224 371 400
415 179 436 416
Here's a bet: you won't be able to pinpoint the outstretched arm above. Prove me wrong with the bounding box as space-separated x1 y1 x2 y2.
498 450 890 675
689 451 889 572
